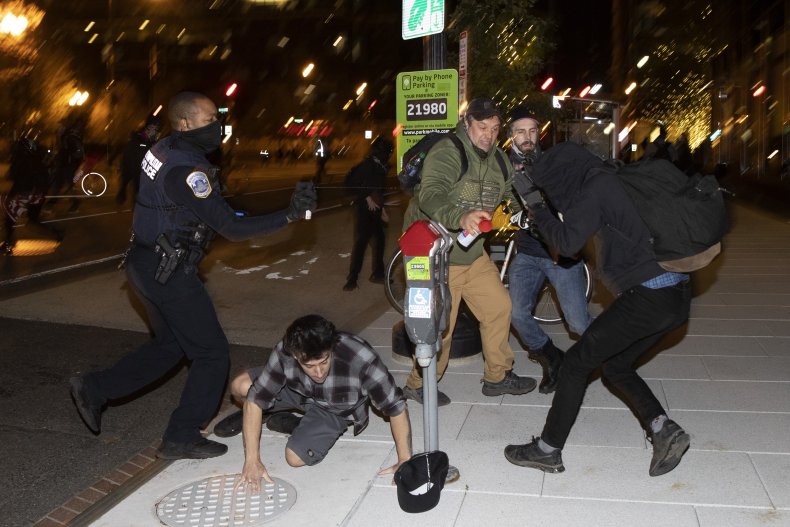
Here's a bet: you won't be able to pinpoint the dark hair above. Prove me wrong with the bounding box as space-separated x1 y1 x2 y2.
282 315 338 362
168 91 209 128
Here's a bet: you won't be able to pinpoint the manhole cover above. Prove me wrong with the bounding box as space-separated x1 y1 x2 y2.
156 474 297 527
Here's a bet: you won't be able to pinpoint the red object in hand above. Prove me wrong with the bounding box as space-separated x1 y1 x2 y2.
478 219 492 232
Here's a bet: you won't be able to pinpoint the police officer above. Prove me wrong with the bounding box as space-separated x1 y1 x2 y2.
69 91 317 460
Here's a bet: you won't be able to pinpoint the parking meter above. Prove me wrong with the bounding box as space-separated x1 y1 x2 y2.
399 220 452 452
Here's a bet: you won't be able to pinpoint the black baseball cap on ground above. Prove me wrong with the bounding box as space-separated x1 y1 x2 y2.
465 97 501 121
394 451 450 513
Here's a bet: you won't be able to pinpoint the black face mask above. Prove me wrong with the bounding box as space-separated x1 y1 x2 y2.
179 120 222 154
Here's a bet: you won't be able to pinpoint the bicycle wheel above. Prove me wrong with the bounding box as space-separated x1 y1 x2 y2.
533 261 593 324
384 248 406 314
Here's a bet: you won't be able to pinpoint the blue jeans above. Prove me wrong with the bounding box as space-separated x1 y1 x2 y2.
508 252 592 351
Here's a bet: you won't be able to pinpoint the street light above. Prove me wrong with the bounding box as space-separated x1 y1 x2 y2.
302 63 314 78
68 90 89 106
0 13 28 36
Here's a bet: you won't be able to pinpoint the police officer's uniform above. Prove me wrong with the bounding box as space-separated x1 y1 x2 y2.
86 133 291 448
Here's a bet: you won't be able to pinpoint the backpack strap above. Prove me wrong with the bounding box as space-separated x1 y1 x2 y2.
494 150 509 179
447 134 469 182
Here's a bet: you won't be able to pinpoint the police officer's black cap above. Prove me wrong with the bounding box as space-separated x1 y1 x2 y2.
465 97 501 121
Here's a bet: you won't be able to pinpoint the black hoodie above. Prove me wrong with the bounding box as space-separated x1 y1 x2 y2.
529 142 664 295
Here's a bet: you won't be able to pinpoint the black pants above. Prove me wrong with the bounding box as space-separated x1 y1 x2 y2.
89 246 229 443
541 281 692 449
347 203 385 281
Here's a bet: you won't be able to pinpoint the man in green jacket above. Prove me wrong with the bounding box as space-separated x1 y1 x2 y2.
402 97 537 405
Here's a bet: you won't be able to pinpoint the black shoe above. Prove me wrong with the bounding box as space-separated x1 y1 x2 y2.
157 438 228 460
343 279 358 291
504 436 565 473
69 376 103 434
368 273 385 284
648 420 690 477
481 370 537 396
214 409 243 438
265 412 302 434
402 384 451 406
529 340 564 394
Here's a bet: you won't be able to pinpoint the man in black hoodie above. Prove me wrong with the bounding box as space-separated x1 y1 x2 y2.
504 142 692 477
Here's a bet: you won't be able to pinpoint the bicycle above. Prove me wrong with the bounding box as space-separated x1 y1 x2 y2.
384 231 593 324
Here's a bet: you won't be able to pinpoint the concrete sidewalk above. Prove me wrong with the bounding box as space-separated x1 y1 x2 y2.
85 204 790 526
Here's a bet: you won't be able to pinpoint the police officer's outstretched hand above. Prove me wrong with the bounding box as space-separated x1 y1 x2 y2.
286 181 317 222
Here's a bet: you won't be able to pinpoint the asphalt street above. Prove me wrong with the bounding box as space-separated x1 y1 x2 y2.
0 158 405 526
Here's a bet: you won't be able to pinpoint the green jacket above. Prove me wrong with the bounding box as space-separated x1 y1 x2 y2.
404 121 515 265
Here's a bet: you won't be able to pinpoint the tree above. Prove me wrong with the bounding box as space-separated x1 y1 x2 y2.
448 0 556 116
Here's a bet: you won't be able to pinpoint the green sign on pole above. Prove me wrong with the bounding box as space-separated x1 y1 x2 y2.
402 0 444 40
395 69 458 172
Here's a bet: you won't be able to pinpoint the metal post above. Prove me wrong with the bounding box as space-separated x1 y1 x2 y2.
423 33 446 70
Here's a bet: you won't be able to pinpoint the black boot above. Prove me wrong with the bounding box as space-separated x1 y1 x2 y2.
529 340 564 394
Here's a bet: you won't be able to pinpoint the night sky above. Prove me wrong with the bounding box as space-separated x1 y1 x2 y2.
545 1 613 93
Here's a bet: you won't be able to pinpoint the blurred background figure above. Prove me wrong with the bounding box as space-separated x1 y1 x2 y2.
1 136 63 255
49 116 86 212
343 137 392 291
314 137 331 184
116 114 162 206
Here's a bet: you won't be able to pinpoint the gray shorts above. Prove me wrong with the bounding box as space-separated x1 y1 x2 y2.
248 367 351 466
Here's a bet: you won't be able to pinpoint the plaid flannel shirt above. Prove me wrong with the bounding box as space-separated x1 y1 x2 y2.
247 332 406 435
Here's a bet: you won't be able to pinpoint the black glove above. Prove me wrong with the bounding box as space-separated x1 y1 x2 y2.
286 181 317 221
512 168 537 200
524 189 547 212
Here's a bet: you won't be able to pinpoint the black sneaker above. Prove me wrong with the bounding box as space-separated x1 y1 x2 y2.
69 376 103 434
504 437 565 473
214 409 243 438
342 279 358 291
529 340 564 394
265 412 302 434
648 420 690 477
481 370 537 396
157 438 228 460
402 385 451 406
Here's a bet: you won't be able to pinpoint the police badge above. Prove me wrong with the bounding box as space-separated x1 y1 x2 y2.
186 171 212 198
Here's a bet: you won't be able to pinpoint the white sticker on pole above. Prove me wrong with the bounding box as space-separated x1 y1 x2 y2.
407 288 432 319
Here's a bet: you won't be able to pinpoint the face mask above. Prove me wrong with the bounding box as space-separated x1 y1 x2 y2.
179 120 222 153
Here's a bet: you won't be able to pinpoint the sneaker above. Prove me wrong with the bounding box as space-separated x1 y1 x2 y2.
369 273 385 284
157 438 228 460
402 384 451 407
504 437 565 473
481 370 537 396
265 412 302 434
342 279 358 291
648 420 690 477
69 376 103 434
529 340 564 394
214 409 243 438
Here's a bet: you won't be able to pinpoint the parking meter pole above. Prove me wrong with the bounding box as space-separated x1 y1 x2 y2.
416 343 439 452
399 220 452 455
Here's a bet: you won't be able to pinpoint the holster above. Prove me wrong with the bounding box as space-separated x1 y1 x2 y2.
154 234 186 284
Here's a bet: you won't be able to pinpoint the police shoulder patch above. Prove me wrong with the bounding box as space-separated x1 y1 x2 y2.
186 171 212 198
